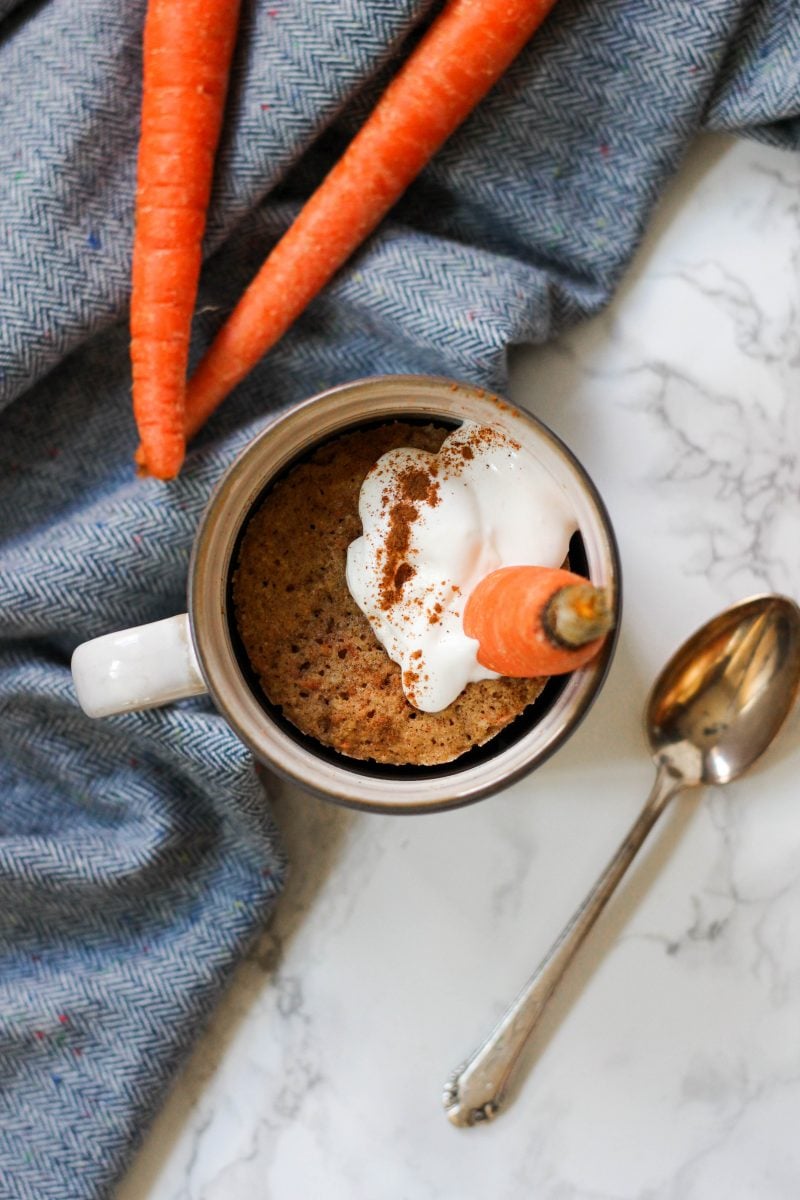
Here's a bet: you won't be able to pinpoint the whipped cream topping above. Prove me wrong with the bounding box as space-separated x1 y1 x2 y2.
345 421 578 712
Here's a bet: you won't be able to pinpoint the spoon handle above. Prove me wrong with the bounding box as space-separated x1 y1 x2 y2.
443 762 682 1127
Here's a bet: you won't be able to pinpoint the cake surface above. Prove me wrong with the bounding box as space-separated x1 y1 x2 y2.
232 422 546 766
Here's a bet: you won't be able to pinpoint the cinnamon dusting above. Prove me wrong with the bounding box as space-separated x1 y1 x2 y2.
377 462 440 610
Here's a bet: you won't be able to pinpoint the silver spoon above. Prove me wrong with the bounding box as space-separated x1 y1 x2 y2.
444 594 800 1127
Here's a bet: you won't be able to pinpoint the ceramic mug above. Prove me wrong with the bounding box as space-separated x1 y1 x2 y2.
72 375 621 813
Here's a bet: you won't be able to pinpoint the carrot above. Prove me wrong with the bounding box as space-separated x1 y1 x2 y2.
463 566 614 677
131 0 241 480
176 0 559 445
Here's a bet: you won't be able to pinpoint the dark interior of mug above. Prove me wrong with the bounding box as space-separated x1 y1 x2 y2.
225 416 585 782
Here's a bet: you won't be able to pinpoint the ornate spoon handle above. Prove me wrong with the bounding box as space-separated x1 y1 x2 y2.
443 763 681 1126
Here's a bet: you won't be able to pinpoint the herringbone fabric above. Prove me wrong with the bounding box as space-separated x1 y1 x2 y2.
0 1 797 1196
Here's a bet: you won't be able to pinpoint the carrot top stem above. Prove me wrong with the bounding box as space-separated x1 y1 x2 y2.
543 584 613 649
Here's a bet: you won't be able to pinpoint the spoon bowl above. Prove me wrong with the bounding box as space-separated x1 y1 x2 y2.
648 595 800 787
444 593 800 1126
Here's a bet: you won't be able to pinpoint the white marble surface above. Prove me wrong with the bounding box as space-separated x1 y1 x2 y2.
117 132 800 1200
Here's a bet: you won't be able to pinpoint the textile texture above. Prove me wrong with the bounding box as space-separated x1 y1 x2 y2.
0 0 798 1196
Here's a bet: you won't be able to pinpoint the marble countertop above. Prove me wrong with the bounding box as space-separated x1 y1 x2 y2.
117 132 800 1200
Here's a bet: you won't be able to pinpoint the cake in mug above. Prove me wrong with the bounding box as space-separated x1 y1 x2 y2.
232 420 611 767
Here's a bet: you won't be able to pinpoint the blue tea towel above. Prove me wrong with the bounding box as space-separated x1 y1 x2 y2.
0 1 798 1196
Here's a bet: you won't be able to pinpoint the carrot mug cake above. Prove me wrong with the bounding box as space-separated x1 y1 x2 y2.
72 376 620 812
232 419 612 767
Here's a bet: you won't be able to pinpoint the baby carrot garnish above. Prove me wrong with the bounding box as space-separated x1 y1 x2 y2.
464 566 614 677
131 0 241 480
178 0 559 444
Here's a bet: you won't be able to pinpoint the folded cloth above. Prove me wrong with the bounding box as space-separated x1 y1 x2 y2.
0 1 797 1196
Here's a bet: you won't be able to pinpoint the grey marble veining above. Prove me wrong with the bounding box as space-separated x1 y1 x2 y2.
117 132 800 1200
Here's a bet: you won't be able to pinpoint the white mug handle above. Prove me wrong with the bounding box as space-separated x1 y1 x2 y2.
71 613 207 718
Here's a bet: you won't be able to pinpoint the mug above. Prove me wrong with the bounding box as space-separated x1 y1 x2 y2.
72 375 621 813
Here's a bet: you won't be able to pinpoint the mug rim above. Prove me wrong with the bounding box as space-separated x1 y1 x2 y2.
188 374 621 814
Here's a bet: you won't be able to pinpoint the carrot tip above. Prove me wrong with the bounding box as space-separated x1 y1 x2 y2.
134 441 183 481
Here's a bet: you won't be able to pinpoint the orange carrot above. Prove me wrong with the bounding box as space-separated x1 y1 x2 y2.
131 0 241 480
464 566 614 677
178 0 559 444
